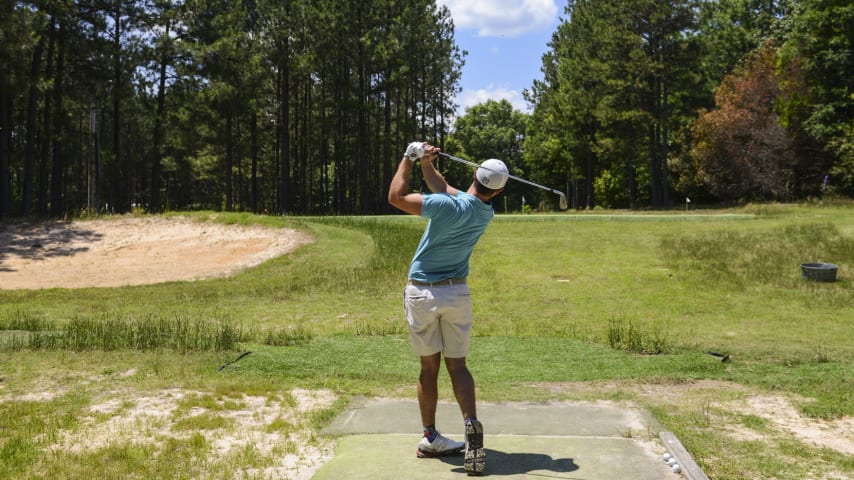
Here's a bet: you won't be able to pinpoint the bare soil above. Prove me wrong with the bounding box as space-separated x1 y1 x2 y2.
52 386 337 480
532 379 854 456
0 216 314 290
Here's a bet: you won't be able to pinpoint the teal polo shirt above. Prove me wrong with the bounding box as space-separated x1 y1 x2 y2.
408 191 495 283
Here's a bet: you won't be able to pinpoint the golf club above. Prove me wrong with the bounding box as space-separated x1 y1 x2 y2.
438 152 569 210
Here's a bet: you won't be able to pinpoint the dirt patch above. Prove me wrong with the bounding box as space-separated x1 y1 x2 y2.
48 388 337 480
725 395 854 455
0 216 313 290
530 379 854 456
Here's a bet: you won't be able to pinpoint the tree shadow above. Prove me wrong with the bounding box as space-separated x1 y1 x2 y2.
0 221 101 272
440 449 581 478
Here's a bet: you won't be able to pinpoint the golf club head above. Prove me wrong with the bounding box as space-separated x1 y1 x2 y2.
558 192 568 210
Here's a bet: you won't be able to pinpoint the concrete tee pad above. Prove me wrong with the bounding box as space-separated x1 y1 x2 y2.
316 397 689 479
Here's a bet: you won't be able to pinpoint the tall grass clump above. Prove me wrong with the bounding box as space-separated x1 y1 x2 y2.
0 313 242 351
661 222 854 294
0 310 50 331
262 326 314 346
606 317 671 354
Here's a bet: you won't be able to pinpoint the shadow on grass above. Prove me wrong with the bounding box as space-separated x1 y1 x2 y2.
440 449 579 477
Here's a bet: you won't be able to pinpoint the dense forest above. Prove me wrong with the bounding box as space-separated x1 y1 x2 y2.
1 0 462 216
1 0 852 216
525 0 853 209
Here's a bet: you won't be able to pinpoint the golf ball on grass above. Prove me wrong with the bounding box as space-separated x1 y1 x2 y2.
663 453 672 461
667 458 678 466
672 464 682 473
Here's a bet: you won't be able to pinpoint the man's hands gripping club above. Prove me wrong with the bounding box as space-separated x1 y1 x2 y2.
404 141 439 162
390 142 455 216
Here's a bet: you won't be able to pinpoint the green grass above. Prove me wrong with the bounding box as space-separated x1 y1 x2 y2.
1 204 853 479
0 313 243 351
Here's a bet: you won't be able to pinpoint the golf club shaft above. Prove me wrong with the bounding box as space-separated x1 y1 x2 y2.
438 152 568 209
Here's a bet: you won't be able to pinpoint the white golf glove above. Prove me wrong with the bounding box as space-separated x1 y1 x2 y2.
404 142 425 161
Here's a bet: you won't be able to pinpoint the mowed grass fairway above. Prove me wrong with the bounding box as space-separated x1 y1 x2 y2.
1 205 853 479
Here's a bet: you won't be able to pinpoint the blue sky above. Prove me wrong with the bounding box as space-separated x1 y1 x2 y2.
437 0 563 115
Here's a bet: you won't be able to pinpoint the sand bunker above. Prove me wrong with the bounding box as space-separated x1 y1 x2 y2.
0 216 313 290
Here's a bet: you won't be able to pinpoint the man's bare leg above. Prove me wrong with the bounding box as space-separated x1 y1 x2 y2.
415 353 465 458
444 356 476 420
445 356 485 475
417 353 442 427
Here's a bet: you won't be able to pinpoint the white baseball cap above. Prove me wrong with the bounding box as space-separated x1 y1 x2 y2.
476 159 509 189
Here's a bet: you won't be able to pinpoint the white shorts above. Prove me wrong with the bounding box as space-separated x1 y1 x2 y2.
403 283 472 358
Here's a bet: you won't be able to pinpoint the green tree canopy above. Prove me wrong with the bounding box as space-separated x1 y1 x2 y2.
779 0 854 195
445 99 530 210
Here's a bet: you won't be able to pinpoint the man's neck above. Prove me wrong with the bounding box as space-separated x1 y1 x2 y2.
467 183 492 204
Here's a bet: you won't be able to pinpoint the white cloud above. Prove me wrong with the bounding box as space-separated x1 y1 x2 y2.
458 85 530 113
437 0 559 37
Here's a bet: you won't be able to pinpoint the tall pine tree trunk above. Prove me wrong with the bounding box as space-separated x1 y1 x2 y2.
334 62 345 214
626 124 638 209
319 84 329 213
38 20 55 215
647 67 664 208
357 23 369 214
297 77 307 213
23 35 45 217
50 25 66 217
278 48 290 214
383 66 393 215
648 120 662 207
303 77 312 214
250 111 258 212
0 88 11 219
660 77 670 206
113 5 127 212
150 34 168 213
585 126 596 209
225 112 233 211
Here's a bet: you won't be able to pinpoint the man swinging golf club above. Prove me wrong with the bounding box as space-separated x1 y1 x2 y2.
388 141 508 476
